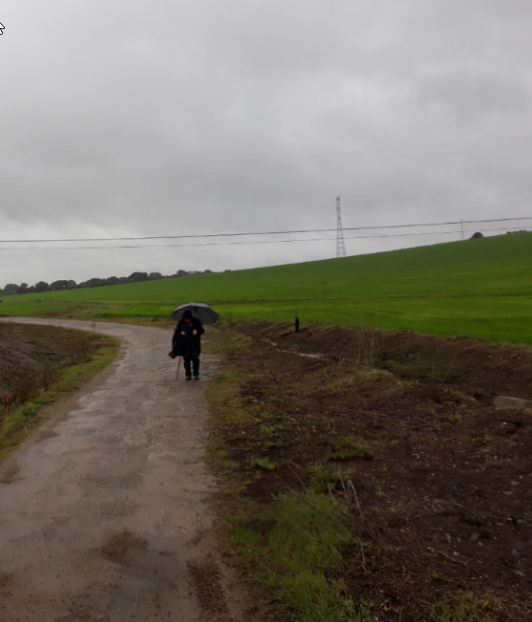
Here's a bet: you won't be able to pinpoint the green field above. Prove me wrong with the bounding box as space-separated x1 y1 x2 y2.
2 233 532 344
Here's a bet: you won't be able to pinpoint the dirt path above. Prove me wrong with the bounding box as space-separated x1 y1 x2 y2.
0 320 250 622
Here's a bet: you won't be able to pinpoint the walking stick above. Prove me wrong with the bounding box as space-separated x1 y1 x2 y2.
176 357 181 380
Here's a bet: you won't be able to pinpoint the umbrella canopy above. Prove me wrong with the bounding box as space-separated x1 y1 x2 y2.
171 302 220 325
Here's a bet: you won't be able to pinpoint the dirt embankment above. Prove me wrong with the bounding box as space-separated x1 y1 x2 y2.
214 322 532 621
0 323 104 422
232 321 532 401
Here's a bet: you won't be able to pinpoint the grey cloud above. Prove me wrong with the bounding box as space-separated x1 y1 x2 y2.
1 0 532 285
414 70 531 121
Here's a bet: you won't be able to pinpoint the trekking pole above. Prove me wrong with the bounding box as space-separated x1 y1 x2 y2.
176 357 181 380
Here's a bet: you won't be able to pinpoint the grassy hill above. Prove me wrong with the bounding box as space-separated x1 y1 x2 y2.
2 233 532 344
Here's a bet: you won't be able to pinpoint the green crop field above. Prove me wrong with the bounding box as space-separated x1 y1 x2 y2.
2 233 532 345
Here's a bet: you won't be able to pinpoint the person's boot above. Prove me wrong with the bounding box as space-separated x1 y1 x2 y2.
186 374 192 381
193 373 200 381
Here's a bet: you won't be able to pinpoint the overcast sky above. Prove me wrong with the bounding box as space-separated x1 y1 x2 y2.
1 1 531 286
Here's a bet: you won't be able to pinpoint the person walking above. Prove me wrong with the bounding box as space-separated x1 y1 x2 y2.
169 310 205 380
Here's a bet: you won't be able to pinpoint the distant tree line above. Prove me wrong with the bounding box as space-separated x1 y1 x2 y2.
0 269 213 297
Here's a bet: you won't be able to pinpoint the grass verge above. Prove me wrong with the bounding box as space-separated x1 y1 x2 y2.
232 492 369 622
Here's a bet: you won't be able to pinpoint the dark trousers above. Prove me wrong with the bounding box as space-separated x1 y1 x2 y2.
184 356 200 377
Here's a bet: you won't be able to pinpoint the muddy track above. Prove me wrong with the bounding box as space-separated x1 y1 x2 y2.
0 320 252 622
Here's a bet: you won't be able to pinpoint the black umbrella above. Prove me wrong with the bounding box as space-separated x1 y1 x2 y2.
171 302 219 325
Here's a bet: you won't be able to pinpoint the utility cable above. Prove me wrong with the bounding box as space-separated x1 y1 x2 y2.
0 216 530 244
0 226 529 251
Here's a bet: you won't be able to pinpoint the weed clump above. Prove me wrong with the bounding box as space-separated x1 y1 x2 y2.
249 457 276 471
232 492 370 622
308 463 346 493
428 592 503 622
329 436 373 461
259 423 285 437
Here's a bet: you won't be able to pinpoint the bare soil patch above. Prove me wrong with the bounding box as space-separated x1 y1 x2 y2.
0 571 13 589
234 321 532 400
212 323 532 620
101 530 148 565
188 555 231 620
0 462 21 484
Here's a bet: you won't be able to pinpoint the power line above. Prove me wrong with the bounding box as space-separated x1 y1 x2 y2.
0 226 528 251
0 216 530 244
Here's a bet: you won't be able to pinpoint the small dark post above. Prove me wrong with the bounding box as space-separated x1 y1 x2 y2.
295 316 300 333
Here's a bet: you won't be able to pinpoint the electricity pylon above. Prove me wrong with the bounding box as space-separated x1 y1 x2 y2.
336 196 347 258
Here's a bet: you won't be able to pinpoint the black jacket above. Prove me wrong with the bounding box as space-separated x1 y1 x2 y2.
172 318 204 359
